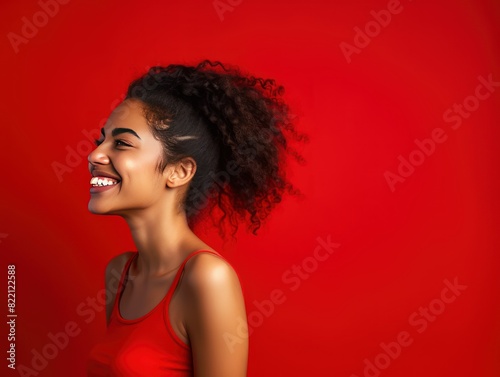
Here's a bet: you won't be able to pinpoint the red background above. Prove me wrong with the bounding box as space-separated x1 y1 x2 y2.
1 0 499 376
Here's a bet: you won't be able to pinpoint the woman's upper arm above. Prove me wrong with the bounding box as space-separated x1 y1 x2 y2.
184 254 248 377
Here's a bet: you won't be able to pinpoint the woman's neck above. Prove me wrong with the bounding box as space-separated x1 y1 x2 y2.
122 204 197 278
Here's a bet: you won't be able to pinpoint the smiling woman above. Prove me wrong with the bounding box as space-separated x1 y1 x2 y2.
85 60 307 377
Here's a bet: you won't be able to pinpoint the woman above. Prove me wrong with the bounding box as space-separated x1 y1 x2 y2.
86 60 307 377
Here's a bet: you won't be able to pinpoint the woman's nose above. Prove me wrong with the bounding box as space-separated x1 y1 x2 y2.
88 146 110 166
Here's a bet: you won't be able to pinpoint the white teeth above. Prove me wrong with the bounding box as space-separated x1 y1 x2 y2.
90 176 119 187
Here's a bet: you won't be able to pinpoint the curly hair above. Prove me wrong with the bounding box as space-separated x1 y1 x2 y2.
124 60 309 240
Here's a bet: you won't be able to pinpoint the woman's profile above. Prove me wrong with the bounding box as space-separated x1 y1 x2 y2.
86 60 307 377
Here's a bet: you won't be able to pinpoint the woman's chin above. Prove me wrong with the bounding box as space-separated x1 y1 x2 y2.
88 202 113 215
88 201 127 216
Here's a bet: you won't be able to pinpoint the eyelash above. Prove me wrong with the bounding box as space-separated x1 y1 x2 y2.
94 139 131 147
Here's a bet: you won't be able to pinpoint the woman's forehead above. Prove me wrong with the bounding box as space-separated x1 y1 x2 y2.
104 99 149 134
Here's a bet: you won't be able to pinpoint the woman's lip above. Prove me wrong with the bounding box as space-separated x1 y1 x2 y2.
90 183 119 194
91 169 121 181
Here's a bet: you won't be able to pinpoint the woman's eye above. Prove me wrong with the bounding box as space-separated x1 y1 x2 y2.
115 140 131 147
93 139 130 147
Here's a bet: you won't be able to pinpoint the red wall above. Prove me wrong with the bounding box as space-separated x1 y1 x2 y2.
1 0 499 376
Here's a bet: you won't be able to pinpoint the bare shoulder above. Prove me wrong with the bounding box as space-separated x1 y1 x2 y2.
181 251 245 321
183 251 241 289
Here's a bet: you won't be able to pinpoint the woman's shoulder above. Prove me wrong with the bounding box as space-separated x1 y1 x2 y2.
182 249 241 292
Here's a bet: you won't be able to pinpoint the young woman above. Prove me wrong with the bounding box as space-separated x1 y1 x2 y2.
86 60 307 377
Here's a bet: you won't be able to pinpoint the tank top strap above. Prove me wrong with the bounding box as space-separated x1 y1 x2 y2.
165 249 224 302
112 252 138 315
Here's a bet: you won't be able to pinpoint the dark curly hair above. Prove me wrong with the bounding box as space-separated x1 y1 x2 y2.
124 60 309 240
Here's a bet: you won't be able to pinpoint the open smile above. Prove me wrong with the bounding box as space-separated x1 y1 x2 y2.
90 176 121 194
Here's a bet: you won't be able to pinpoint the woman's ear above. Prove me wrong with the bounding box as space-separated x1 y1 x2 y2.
164 157 197 188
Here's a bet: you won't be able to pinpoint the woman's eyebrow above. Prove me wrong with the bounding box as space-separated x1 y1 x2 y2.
100 127 142 140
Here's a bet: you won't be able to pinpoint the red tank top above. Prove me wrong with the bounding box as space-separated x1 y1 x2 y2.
87 249 224 376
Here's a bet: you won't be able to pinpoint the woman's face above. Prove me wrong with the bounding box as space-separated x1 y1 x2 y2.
87 99 167 216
